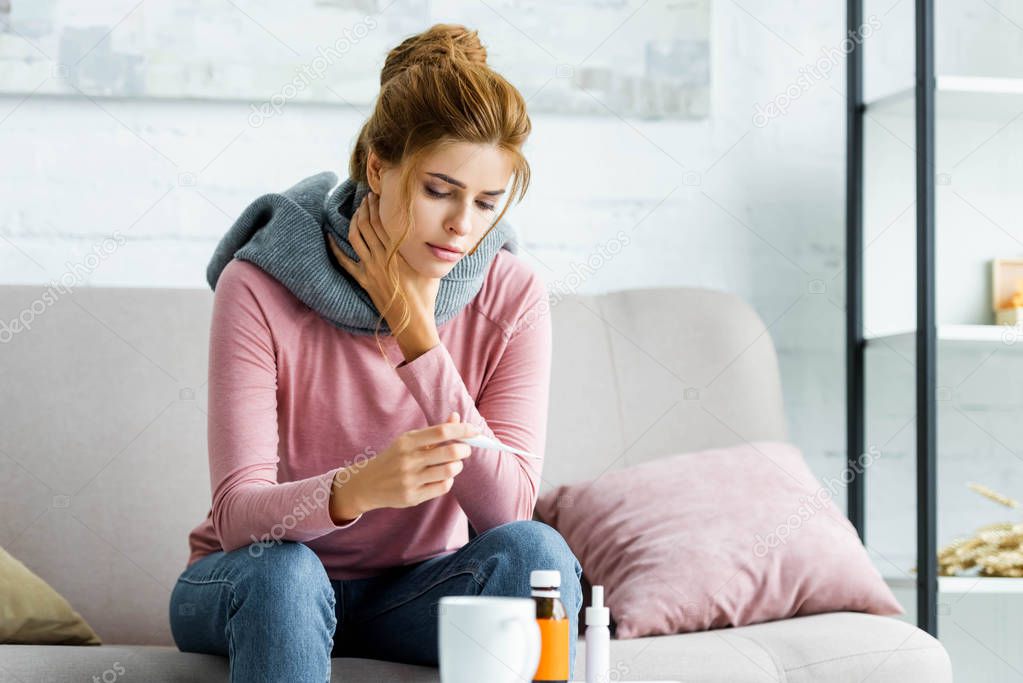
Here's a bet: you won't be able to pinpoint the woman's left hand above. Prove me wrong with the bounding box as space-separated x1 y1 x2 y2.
328 190 440 340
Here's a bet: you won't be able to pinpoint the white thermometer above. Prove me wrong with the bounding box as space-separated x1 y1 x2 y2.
455 434 542 459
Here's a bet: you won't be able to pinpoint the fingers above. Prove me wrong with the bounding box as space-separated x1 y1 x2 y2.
328 233 363 282
423 412 459 442
362 192 387 252
349 207 370 259
419 455 466 485
348 193 385 265
418 478 456 500
417 441 472 467
405 420 481 450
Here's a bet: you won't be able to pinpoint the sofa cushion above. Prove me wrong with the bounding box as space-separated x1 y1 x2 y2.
578 612 952 682
0 614 951 682
0 644 440 682
536 441 903 638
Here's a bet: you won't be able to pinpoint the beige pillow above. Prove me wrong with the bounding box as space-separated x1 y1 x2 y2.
0 545 101 645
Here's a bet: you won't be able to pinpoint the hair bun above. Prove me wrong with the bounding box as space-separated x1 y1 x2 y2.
381 23 488 85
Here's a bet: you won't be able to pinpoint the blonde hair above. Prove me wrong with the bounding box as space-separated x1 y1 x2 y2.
349 23 532 351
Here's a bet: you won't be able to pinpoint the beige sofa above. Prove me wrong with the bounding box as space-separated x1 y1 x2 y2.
0 281 952 681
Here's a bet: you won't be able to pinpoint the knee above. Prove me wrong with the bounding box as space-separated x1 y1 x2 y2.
233 541 334 607
477 521 582 607
491 520 580 572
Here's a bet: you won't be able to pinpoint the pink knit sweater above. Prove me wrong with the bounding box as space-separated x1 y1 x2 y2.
185 252 552 579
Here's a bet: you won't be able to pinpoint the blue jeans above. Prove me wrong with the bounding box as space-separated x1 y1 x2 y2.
169 520 583 683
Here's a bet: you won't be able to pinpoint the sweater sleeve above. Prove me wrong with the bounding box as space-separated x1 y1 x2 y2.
393 286 552 534
206 261 362 553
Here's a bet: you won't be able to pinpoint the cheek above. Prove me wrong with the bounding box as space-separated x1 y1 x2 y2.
379 198 410 240
474 212 493 235
408 197 440 235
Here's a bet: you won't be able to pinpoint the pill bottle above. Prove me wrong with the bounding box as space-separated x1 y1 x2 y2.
531 569 570 683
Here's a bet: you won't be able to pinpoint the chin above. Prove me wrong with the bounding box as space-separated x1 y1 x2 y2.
411 260 451 278
429 263 456 277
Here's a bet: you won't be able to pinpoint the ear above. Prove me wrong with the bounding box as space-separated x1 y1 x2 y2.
366 147 384 195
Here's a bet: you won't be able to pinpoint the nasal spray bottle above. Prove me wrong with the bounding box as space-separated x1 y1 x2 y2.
585 585 610 683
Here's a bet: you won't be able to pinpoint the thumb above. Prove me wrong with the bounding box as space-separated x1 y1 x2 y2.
448 411 460 423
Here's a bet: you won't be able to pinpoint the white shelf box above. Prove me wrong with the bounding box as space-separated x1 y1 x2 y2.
886 576 1023 593
865 324 1023 350
866 76 1023 119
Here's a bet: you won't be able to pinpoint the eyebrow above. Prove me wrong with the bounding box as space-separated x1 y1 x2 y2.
426 172 506 196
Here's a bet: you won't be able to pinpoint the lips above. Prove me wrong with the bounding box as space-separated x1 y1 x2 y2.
428 243 464 254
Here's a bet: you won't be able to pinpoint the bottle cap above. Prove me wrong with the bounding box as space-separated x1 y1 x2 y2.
530 569 561 588
585 585 610 626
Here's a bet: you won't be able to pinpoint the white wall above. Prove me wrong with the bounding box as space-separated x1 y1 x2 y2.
0 1 894 553
0 0 855 489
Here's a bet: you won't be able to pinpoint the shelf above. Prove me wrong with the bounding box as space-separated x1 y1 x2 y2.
886 575 1023 594
865 76 1023 119
864 324 1023 350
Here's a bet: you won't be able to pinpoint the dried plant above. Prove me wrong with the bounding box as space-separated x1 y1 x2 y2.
967 482 1019 509
935 482 1023 577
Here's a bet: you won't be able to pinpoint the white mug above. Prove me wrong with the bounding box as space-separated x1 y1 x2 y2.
438 596 541 683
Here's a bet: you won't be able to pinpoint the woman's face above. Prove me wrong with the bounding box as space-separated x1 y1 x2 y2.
366 141 514 278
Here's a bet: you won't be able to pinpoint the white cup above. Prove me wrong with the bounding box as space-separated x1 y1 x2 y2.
438 596 541 683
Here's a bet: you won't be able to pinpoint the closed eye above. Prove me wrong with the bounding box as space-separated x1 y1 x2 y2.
424 185 496 212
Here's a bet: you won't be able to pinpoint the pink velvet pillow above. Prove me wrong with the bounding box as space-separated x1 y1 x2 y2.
535 441 903 638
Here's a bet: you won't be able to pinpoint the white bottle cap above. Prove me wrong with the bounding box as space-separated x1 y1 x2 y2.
585 585 610 626
530 569 561 588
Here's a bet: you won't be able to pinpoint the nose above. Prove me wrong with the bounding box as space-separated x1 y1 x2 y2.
445 201 474 236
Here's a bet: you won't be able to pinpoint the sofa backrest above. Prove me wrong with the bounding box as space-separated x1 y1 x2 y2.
543 287 789 488
0 281 786 645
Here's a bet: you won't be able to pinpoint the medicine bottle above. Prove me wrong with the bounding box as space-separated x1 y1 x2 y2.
531 569 570 683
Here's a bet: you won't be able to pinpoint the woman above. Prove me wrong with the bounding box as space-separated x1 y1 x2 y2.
168 23 583 682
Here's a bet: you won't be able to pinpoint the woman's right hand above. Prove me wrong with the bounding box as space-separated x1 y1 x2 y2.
330 412 479 521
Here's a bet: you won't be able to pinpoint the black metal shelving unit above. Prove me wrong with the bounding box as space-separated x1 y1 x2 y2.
846 0 939 636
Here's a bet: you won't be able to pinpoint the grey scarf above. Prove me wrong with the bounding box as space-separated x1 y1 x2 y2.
206 171 519 336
